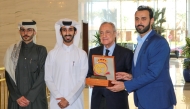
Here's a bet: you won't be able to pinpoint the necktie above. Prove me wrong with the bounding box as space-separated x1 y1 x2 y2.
105 49 109 56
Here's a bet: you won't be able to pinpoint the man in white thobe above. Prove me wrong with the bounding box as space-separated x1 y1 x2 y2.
45 18 88 109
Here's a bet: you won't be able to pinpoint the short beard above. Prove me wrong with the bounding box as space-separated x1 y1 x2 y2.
62 34 74 43
135 22 151 34
21 33 34 42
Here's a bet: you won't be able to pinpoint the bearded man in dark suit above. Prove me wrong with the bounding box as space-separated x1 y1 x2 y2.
107 6 176 109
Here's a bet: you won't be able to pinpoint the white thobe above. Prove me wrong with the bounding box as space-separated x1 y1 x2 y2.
45 44 88 109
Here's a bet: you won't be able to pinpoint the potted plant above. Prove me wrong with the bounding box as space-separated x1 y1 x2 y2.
152 7 166 37
91 31 102 46
182 37 190 82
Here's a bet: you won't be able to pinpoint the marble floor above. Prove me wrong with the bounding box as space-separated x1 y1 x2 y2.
83 58 190 109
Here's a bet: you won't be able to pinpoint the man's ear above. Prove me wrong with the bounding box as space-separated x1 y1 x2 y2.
150 18 154 25
34 31 36 35
74 31 77 35
60 31 62 35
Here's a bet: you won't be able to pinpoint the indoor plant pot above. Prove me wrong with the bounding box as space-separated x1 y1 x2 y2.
182 37 190 82
183 59 190 82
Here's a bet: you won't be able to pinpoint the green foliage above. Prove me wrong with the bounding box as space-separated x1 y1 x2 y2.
152 7 166 37
118 43 126 47
182 37 190 69
91 31 102 46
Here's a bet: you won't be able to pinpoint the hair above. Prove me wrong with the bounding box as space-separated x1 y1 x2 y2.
136 5 154 19
99 22 116 32
60 26 77 32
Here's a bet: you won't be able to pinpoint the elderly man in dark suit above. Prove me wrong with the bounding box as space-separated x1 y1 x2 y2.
87 22 133 109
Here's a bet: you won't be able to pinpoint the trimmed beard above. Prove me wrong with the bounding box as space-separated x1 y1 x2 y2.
61 33 75 43
135 21 151 34
21 33 34 42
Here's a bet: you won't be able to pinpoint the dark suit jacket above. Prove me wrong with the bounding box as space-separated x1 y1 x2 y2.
124 30 177 109
87 44 133 109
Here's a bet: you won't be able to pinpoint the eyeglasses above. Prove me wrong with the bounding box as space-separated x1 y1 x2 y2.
20 28 34 33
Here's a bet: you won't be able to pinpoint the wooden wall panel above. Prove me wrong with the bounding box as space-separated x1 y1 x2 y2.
0 0 78 67
82 22 89 55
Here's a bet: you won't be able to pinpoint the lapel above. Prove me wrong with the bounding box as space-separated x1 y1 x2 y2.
98 46 104 55
112 44 121 64
135 30 156 66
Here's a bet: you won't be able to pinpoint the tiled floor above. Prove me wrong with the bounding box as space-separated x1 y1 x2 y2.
84 58 190 109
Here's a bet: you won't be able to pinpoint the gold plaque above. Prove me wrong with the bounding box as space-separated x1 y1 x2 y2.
86 55 115 87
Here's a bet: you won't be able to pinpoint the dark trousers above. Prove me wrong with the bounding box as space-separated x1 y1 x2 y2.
99 95 106 109
91 87 129 109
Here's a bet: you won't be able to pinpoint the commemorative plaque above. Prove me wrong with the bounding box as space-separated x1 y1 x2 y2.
86 55 115 87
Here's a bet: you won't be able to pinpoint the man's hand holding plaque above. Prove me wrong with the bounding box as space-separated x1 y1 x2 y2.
106 72 132 92
86 55 115 87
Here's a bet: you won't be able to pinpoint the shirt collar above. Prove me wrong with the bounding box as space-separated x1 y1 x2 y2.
103 42 116 54
137 30 152 43
62 43 74 51
22 41 34 48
